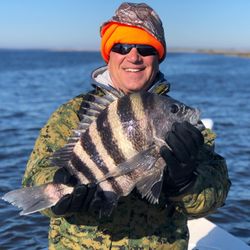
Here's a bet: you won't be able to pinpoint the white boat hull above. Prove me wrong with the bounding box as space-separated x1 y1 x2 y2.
188 218 250 250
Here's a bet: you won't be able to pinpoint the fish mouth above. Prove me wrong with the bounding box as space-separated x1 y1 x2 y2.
188 108 201 125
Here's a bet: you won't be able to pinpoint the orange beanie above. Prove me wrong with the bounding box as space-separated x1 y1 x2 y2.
101 22 165 63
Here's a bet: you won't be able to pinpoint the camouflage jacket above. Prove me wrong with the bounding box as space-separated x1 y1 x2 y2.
22 81 231 250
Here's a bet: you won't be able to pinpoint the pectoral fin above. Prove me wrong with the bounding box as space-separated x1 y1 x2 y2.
98 146 158 183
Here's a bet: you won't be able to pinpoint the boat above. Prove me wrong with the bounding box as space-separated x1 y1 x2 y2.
188 120 249 250
188 218 250 250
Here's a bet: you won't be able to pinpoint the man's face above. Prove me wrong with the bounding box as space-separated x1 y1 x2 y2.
108 47 159 94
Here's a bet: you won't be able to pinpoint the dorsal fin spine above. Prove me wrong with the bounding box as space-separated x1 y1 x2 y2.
51 84 122 169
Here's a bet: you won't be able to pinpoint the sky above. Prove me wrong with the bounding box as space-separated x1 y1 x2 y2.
0 0 250 51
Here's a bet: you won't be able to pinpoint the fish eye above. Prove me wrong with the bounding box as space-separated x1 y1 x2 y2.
170 104 179 113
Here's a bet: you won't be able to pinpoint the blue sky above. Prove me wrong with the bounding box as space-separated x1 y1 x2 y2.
0 0 250 51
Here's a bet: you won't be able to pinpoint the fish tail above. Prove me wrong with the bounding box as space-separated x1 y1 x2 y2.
2 183 73 215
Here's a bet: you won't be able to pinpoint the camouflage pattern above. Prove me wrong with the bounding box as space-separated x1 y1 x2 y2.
22 83 231 250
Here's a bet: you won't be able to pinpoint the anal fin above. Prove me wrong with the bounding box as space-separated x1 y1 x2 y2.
136 157 165 204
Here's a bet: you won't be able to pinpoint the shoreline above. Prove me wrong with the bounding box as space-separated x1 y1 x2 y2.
196 49 250 58
167 48 250 58
1 48 250 58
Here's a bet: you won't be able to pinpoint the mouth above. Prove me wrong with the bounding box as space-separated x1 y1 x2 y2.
123 68 144 72
189 108 201 125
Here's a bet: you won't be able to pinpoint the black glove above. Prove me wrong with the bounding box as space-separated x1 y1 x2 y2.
160 121 204 196
51 168 96 216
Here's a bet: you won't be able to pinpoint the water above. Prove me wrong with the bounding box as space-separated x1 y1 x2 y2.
0 50 249 249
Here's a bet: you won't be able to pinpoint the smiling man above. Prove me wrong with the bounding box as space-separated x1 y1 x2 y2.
94 5 166 94
108 44 159 93
22 2 230 249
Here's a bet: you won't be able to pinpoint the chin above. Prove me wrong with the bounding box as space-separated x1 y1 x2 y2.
127 83 147 91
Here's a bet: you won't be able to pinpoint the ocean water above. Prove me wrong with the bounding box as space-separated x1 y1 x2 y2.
0 50 249 249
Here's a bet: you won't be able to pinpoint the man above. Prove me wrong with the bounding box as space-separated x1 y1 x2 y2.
23 2 231 249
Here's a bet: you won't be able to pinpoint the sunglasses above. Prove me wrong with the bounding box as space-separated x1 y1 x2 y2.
111 44 158 57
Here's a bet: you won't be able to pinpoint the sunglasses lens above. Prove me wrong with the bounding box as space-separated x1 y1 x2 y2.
111 44 157 57
137 46 157 56
111 44 132 55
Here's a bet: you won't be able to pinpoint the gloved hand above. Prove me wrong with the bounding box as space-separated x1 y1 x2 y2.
51 168 96 216
160 121 204 196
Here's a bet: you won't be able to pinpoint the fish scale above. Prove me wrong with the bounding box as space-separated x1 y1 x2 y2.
2 84 201 217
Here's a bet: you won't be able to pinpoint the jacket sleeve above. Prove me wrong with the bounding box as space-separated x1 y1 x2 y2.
22 96 83 217
169 128 231 218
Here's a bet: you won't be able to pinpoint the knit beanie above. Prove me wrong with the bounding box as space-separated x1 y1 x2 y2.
100 2 166 63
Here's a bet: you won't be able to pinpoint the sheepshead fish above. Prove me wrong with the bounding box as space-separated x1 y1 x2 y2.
2 85 201 217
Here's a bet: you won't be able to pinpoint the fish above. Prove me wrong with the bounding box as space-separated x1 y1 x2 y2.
2 85 201 217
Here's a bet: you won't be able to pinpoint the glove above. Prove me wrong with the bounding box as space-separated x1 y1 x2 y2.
51 168 96 216
160 121 204 196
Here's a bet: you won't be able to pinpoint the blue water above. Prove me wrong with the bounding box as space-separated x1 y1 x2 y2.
0 50 249 249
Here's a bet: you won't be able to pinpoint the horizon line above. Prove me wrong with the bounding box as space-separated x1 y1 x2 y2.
1 47 250 52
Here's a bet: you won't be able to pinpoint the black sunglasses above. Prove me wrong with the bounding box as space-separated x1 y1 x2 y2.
111 44 158 57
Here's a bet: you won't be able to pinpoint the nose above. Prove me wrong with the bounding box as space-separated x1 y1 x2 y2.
126 48 142 63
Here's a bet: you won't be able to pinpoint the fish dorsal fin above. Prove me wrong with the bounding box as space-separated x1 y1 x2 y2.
136 157 165 204
51 114 95 168
91 83 124 104
78 83 123 120
50 143 76 168
97 146 157 183
77 84 123 132
51 84 123 169
81 100 105 113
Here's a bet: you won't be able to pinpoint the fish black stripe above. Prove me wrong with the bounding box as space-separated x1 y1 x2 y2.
81 129 109 175
117 94 146 151
141 91 156 112
106 177 124 195
117 95 133 123
140 91 157 131
95 109 126 194
71 153 97 183
96 108 126 165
